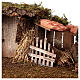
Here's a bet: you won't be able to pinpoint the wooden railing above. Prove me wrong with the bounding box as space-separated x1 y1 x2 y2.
38 29 75 50
29 37 56 67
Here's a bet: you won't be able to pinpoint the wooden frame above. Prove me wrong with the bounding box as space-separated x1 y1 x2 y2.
29 37 56 67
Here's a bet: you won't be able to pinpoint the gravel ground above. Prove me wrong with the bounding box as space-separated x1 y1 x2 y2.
2 57 78 78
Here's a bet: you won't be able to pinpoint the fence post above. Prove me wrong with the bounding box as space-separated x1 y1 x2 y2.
43 38 47 65
35 37 39 63
31 41 34 63
30 37 56 67
48 43 50 52
51 61 53 67
53 31 55 46
45 29 47 39
62 32 64 48
46 60 49 66
39 39 42 64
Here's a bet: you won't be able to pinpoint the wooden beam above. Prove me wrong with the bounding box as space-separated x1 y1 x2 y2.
30 45 56 58
30 54 55 62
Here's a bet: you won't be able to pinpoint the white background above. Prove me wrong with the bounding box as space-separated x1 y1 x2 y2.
0 0 80 80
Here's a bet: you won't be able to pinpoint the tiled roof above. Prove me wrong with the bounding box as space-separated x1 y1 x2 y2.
40 19 78 35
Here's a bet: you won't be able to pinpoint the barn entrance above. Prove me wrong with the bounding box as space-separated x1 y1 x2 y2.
2 15 18 57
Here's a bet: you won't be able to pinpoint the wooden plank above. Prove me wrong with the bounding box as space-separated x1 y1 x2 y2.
43 38 47 65
52 49 54 54
32 41 34 46
48 43 50 52
40 40 42 48
35 37 39 63
46 60 49 66
30 45 56 58
62 32 64 48
63 31 74 50
44 38 47 50
51 61 53 67
39 40 43 64
30 37 56 67
74 36 76 44
36 37 39 47
53 31 55 46
30 54 55 62
45 29 47 39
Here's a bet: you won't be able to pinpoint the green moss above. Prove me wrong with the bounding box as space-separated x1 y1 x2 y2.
52 14 70 26
2 2 52 23
2 2 70 25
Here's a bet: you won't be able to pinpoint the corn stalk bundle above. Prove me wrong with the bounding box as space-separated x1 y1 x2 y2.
12 28 35 63
53 47 74 66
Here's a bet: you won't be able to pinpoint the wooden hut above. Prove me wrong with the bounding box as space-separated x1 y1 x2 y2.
2 3 78 67
2 2 52 57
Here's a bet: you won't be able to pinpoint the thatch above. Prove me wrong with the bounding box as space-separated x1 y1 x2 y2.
52 15 69 26
2 2 52 23
2 2 70 25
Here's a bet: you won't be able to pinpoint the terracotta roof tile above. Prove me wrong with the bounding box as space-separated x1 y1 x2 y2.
40 19 78 35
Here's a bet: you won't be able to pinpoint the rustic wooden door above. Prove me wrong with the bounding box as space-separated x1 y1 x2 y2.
2 15 18 57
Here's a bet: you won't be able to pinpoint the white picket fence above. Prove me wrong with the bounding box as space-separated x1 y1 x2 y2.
29 37 56 67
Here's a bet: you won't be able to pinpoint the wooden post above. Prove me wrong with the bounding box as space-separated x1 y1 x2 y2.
44 38 47 50
35 37 39 63
53 31 55 46
36 37 39 47
45 29 47 39
43 38 47 65
51 61 53 67
46 60 49 66
62 32 64 48
74 36 76 44
48 43 50 52
39 40 42 64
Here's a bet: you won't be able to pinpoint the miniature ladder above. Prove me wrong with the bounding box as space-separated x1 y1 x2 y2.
29 37 56 67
